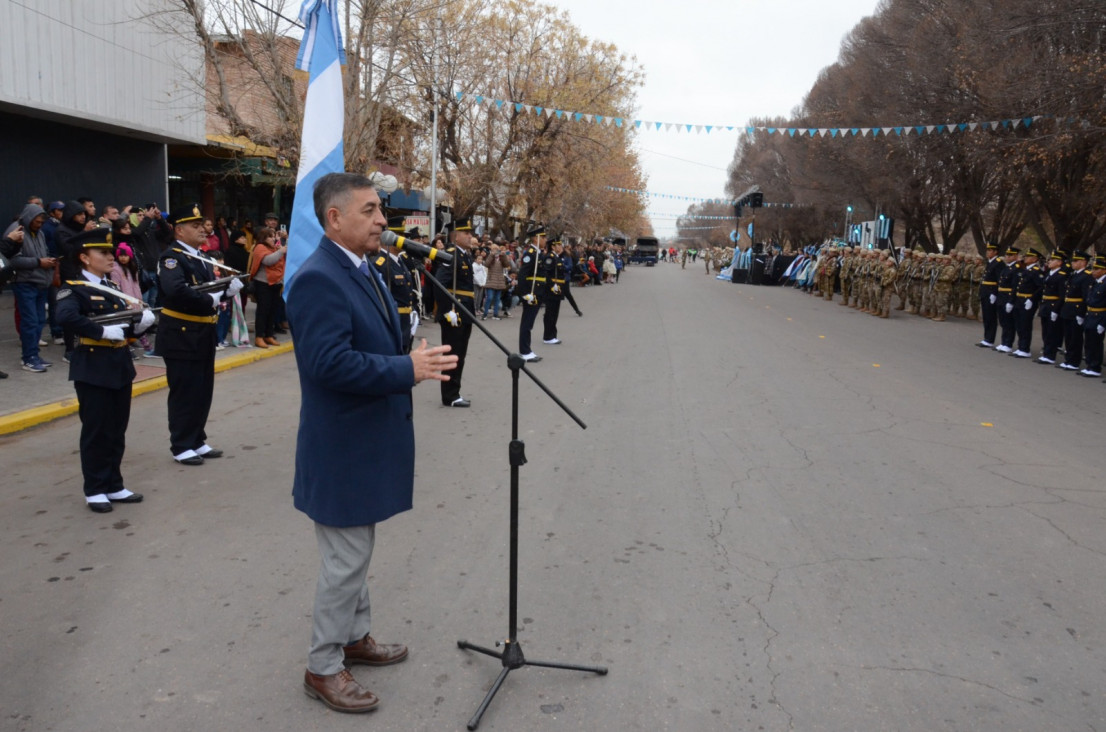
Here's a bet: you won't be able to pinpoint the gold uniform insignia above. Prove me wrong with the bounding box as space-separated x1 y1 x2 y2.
192 205 201 219
164 258 178 269
375 256 386 266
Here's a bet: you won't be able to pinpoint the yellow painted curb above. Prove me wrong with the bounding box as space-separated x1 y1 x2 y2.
0 341 295 437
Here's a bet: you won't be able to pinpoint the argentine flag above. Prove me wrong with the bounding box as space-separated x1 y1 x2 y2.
285 0 346 295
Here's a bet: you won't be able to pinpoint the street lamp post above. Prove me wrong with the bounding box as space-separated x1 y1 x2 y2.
843 205 853 242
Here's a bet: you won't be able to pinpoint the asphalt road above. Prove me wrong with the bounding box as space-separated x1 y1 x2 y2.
2 264 1105 731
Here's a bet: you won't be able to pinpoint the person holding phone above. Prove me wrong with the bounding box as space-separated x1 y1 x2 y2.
263 212 290 332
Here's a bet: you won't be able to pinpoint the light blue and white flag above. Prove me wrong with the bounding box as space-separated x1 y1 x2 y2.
285 0 346 295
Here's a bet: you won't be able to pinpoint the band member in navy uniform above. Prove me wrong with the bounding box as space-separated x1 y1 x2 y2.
56 229 157 512
542 236 567 346
374 217 419 353
156 204 245 464
1081 255 1106 378
430 217 476 407
977 242 1004 347
516 224 548 362
1035 250 1068 364
994 247 1021 353
1059 250 1093 371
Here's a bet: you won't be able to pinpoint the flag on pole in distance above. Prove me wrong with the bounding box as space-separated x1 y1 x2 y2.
284 0 346 297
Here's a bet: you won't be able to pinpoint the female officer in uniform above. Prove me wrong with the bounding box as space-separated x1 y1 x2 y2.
56 229 156 513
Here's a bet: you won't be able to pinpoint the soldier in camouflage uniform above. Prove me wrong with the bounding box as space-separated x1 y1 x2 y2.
854 251 870 311
894 249 912 310
865 250 881 313
919 253 938 317
968 254 984 320
824 248 839 301
909 250 927 314
931 254 957 321
838 248 853 306
949 251 966 317
877 250 898 318
865 250 880 313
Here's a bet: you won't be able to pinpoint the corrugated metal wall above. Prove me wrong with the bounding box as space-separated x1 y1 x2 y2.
0 0 205 144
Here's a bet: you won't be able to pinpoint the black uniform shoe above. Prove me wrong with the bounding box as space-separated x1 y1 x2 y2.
198 448 224 459
88 502 113 514
109 492 144 504
448 398 471 408
175 455 205 466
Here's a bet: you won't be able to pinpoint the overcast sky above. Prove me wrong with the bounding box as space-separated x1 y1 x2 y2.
545 0 882 238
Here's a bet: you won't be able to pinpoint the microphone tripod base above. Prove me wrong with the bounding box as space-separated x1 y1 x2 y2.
457 638 607 730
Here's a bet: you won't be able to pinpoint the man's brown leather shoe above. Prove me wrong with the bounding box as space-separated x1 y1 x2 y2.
254 337 269 349
343 635 409 666
303 668 379 713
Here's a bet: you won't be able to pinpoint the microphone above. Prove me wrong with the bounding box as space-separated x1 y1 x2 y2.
380 230 452 264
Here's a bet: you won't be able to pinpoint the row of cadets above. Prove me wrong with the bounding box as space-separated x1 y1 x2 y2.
55 229 157 512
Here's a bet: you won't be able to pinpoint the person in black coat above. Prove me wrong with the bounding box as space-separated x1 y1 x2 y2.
1080 255 1106 377
542 236 567 345
1059 251 1093 371
516 224 548 362
56 229 156 512
1035 251 1069 364
1011 247 1045 358
156 204 244 464
994 247 1021 353
430 217 477 407
977 242 1005 348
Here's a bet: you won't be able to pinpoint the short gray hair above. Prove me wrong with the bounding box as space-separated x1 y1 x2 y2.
313 172 375 229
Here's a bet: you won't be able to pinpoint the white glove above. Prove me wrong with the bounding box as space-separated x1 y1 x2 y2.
226 278 245 298
101 325 126 342
1050 311 1058 322
1077 316 1084 326
1005 303 1013 313
522 293 537 305
989 294 996 304
410 311 420 337
135 309 157 334
444 309 460 327
209 292 222 309
1024 299 1033 311
1099 325 1105 335
552 284 561 295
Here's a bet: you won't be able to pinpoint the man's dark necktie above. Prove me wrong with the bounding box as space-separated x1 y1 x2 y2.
358 260 386 306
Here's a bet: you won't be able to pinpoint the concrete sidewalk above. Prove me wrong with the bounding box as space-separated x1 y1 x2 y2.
0 293 292 435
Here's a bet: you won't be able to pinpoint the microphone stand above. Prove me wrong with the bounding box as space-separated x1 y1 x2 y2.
419 265 607 730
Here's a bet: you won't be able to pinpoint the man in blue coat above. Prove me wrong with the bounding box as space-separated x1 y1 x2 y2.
286 173 457 713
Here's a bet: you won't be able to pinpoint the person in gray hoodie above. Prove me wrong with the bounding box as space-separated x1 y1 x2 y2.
8 203 58 371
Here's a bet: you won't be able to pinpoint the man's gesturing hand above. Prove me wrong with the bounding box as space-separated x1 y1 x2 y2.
410 339 458 383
